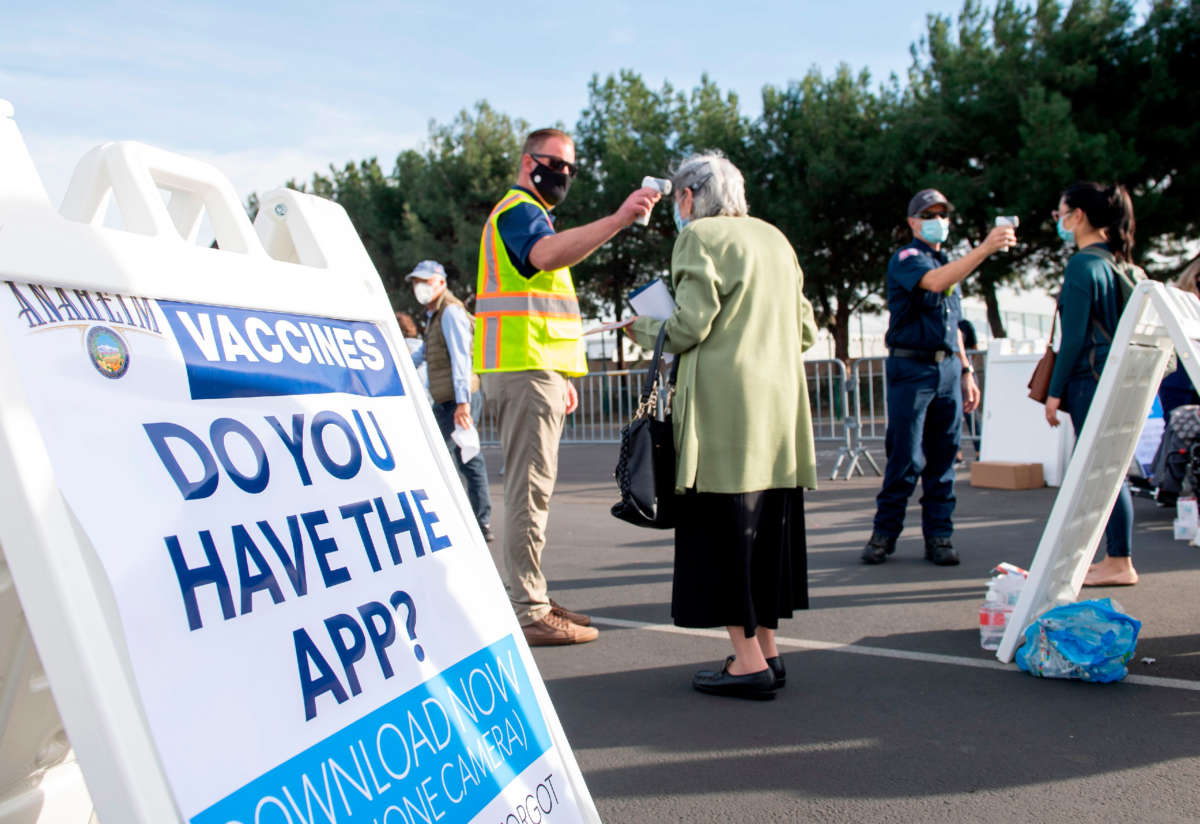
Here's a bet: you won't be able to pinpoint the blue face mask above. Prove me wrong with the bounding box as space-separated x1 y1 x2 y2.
673 201 689 232
919 217 950 245
1056 215 1075 246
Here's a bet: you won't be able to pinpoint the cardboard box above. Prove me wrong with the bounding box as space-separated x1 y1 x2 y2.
970 461 1044 490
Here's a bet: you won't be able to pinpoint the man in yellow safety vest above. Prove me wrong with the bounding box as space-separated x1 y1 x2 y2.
476 127 660 646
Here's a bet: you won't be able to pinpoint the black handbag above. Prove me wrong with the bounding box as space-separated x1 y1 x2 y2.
611 325 679 529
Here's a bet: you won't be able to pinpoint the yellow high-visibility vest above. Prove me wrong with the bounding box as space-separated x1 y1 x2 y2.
474 188 587 376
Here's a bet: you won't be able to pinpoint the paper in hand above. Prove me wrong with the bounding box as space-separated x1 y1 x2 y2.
451 423 481 462
628 278 676 320
583 318 635 336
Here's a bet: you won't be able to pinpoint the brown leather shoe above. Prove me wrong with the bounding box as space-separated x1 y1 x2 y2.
522 612 599 646
549 599 591 626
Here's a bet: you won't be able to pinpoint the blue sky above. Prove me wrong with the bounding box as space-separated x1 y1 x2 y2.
4 0 988 205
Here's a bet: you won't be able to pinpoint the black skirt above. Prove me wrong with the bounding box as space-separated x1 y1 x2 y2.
671 487 809 638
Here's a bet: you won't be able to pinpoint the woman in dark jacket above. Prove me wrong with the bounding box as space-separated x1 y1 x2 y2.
1044 181 1137 586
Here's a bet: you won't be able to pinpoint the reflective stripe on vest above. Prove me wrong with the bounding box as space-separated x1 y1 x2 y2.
474 293 581 317
480 192 525 295
481 315 501 372
475 188 587 376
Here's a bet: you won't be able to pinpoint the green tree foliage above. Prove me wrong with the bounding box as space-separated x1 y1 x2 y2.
755 66 909 360
308 158 409 297
1127 0 1200 255
249 0 1197 352
277 102 526 317
568 76 749 294
566 71 749 363
567 71 681 321
390 102 529 307
905 0 1195 334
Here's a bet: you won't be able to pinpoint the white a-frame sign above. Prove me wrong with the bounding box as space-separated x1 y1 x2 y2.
997 279 1200 663
0 100 600 824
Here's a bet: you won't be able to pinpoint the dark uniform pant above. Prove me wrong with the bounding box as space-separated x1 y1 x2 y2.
874 356 962 538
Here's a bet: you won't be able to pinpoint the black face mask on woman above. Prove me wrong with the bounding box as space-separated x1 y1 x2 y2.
530 160 572 207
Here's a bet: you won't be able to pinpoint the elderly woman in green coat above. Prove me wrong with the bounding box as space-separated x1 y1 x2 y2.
625 151 818 700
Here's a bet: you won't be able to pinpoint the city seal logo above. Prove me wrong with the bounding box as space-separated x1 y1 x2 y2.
86 325 130 379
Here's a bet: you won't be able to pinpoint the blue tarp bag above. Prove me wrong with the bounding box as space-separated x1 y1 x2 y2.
1015 598 1141 683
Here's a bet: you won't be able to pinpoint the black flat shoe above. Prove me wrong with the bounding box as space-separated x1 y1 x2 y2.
692 660 777 700
726 654 787 687
766 656 786 687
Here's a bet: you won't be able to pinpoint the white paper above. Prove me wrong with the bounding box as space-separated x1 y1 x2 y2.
629 278 676 320
582 318 635 336
452 421 481 462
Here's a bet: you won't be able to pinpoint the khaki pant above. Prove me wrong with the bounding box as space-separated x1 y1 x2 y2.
482 370 567 625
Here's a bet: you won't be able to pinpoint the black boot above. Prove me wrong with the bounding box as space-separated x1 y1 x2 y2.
861 531 897 564
924 535 960 566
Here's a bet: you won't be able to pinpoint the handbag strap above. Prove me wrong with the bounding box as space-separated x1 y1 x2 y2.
633 325 679 419
639 324 678 402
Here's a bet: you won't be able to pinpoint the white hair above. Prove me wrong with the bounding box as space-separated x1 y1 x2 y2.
671 151 747 219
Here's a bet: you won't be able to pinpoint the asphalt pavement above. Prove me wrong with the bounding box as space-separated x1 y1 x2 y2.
479 443 1200 823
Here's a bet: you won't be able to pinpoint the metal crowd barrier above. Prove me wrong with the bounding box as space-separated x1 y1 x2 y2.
806 359 851 443
838 351 988 478
479 360 854 446
476 353 986 482
477 369 645 445
477 368 662 482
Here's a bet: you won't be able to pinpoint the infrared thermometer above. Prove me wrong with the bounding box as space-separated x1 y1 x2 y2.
635 176 673 226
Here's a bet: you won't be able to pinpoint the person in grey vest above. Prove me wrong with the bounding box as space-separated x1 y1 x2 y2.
405 260 494 541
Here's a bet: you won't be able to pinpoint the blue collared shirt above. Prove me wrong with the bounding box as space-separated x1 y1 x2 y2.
408 302 475 403
884 237 961 353
495 186 556 278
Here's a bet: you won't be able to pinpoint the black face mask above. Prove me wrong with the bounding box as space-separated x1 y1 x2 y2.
531 161 572 207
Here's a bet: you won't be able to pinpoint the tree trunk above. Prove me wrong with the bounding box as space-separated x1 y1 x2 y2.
833 297 852 363
612 291 626 369
982 274 1007 339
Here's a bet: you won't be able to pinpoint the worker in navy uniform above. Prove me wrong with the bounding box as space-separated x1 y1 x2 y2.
861 189 1016 566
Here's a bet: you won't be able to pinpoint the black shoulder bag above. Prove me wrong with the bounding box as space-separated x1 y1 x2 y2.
611 325 679 529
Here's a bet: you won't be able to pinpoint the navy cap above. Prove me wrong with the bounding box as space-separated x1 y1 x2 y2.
405 260 447 281
907 189 952 217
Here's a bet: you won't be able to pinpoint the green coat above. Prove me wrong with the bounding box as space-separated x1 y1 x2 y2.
630 216 818 494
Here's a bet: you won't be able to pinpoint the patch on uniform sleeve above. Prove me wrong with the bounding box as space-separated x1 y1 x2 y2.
898 248 918 261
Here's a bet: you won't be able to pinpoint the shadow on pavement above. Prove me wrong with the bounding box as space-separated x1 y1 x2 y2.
540 640 1200 806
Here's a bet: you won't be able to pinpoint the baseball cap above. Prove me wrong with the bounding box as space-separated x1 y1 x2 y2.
907 189 953 217
405 260 447 281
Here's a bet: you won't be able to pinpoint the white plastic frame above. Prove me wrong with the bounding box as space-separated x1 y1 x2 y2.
997 281 1200 662
0 107 600 823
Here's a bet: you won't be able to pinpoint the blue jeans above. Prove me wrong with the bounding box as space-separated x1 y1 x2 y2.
874 356 962 538
432 394 492 528
1066 376 1133 558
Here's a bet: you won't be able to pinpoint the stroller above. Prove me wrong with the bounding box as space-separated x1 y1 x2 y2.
1145 404 1200 506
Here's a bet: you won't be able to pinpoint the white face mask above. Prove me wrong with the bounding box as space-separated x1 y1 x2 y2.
413 281 437 305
